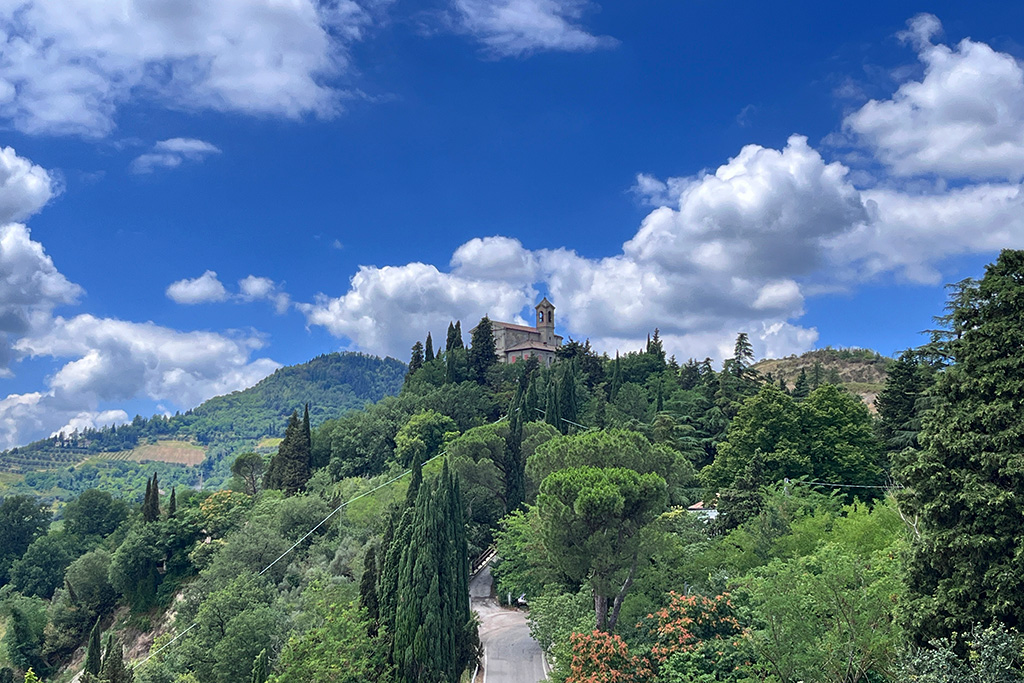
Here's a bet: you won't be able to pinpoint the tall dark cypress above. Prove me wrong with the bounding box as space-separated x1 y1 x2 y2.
167 487 176 519
143 474 159 523
425 333 435 362
250 648 269 683
360 545 380 636
264 410 311 495
405 455 423 508
99 635 133 683
546 381 562 432
504 385 526 512
452 321 464 350
393 462 476 683
610 352 622 401
559 362 579 431
408 341 425 378
85 618 102 677
468 316 497 383
524 378 540 423
445 322 457 351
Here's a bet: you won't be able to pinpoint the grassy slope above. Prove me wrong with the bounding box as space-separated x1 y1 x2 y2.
0 352 406 477
752 347 891 407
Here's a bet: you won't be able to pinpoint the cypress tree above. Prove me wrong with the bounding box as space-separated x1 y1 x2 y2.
610 352 622 401
546 381 562 432
445 347 456 384
445 322 457 352
408 341 425 378
99 636 133 683
468 316 497 384
264 410 311 495
85 618 102 677
504 385 526 512
523 377 540 423
425 333 434 362
167 487 176 519
452 321 464 350
559 362 579 432
142 474 159 522
379 506 415 660
250 648 269 683
405 455 423 508
360 545 380 636
393 462 475 683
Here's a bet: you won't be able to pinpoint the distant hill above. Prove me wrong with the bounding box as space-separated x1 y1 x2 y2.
0 352 407 481
752 347 892 407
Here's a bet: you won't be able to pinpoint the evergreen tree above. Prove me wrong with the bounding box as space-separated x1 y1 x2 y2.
558 362 579 433
425 333 434 362
393 462 476 683
875 350 934 451
85 618 102 677
7 606 44 676
504 385 526 512
609 352 622 401
810 360 824 389
167 487 176 519
523 377 540 423
264 410 312 495
452 321 464 350
778 374 789 393
405 455 423 508
250 648 269 683
408 341 425 378
142 474 159 523
360 545 379 636
468 317 497 384
792 368 810 400
899 250 1024 645
732 332 755 379
445 322 457 351
545 381 562 432
99 636 133 683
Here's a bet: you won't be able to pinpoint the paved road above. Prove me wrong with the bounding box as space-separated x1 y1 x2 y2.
471 565 548 683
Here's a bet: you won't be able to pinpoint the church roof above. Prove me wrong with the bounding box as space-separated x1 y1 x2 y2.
490 321 538 333
506 341 559 353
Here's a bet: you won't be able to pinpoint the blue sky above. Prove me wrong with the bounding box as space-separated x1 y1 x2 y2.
0 0 1022 447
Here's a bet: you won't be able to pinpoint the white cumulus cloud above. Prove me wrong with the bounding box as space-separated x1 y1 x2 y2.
0 0 377 136
239 275 291 314
166 270 229 304
0 314 280 447
0 146 57 222
845 14 1024 181
299 261 537 357
452 0 616 57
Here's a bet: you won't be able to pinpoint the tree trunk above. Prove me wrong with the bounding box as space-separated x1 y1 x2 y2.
594 593 609 631
606 556 639 633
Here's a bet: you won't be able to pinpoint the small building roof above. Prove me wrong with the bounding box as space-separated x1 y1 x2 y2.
535 297 553 309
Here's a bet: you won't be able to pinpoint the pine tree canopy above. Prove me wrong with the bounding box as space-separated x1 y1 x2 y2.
899 249 1024 646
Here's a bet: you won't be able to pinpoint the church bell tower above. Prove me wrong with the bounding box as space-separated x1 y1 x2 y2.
535 298 555 346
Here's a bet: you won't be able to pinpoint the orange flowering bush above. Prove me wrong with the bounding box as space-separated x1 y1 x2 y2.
648 591 745 663
566 631 653 683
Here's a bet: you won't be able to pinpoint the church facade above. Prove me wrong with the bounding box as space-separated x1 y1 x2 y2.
476 298 563 366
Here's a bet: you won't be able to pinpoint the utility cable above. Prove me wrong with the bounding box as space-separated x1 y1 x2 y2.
136 448 450 668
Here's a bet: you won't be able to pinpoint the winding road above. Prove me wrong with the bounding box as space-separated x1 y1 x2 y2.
471 565 548 683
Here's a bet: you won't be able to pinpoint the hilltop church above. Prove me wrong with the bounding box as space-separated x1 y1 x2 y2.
474 298 563 366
